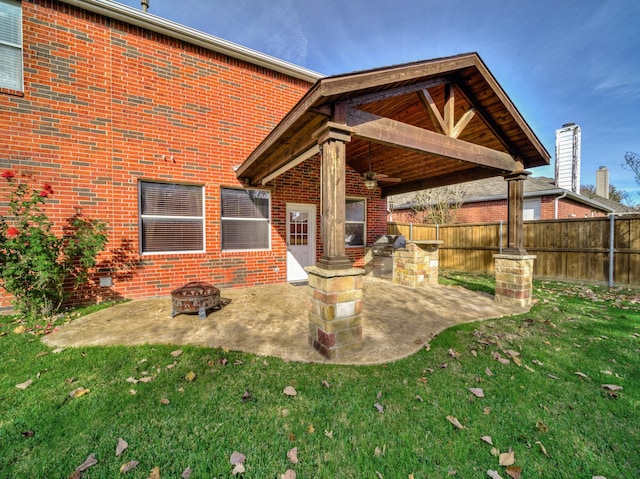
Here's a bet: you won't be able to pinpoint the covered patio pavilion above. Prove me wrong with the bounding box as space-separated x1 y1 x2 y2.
236 53 550 359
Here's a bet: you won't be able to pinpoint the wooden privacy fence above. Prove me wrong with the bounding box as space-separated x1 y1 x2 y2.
388 215 640 286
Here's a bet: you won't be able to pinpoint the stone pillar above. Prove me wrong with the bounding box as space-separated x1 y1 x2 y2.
504 171 531 255
307 266 363 359
494 254 536 307
394 241 443 287
315 122 353 270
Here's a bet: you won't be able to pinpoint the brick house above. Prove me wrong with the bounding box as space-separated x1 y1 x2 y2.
2 1 550 355
388 175 633 224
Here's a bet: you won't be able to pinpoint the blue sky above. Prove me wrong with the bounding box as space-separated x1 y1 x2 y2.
116 0 640 202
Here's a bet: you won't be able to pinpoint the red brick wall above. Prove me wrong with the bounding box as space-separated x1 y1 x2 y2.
1 1 386 310
391 196 607 225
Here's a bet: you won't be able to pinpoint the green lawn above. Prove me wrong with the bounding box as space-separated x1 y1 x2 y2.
1 274 639 478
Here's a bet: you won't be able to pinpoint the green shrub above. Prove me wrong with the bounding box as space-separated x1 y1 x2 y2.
0 170 108 319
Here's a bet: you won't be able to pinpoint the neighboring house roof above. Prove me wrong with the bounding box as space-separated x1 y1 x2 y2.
237 53 550 195
60 0 323 83
389 175 635 214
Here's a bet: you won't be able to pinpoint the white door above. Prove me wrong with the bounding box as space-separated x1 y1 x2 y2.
286 204 316 282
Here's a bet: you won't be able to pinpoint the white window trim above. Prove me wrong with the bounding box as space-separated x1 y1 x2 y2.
0 0 24 92
345 196 366 248
221 187 272 252
138 181 206 255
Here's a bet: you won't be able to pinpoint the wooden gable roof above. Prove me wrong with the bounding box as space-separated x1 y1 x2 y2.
236 52 550 196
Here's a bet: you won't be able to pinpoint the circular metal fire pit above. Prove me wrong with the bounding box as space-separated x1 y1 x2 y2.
171 281 220 319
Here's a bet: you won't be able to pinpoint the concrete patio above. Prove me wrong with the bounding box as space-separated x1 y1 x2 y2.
43 278 528 365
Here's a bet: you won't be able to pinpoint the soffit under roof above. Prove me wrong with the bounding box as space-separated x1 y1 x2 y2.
237 53 550 197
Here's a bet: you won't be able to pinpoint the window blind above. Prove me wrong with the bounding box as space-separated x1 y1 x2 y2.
0 0 23 91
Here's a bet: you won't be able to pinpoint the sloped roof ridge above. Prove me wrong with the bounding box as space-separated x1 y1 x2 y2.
61 0 323 83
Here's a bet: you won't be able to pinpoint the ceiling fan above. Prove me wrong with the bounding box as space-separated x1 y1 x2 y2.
362 144 401 189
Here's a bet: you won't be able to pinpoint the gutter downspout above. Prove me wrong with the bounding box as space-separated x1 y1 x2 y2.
554 191 568 219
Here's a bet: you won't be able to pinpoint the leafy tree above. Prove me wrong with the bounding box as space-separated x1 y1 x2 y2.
581 183 631 204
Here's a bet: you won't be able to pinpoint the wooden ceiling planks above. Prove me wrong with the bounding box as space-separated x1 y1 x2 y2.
237 53 550 191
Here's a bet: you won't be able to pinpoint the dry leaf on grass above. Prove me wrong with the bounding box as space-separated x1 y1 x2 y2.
547 374 560 380
481 436 493 445
487 470 504 479
120 460 139 473
148 466 161 479
469 388 484 398
181 467 192 478
536 421 548 433
535 440 549 457
446 415 465 430
160 397 170 405
324 429 333 439
170 349 183 357
505 466 522 479
448 348 460 359
230 451 245 465
185 371 196 382
232 463 245 475
602 384 623 391
139 376 155 383
69 387 90 398
575 372 589 379
15 379 33 390
307 424 315 433
321 380 331 388
126 377 139 384
282 469 296 479
241 390 252 402
75 453 98 472
283 386 297 396
499 449 515 466
374 403 384 414
116 437 128 456
287 447 299 464
485 367 494 376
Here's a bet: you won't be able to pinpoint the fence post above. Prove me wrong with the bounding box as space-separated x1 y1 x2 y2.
409 222 413 241
609 214 615 288
499 220 503 254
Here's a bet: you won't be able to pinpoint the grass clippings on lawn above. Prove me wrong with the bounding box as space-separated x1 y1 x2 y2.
1 274 639 478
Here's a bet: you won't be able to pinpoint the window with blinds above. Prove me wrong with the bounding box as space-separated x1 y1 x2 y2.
345 198 366 246
0 0 23 91
221 188 271 250
139 181 204 254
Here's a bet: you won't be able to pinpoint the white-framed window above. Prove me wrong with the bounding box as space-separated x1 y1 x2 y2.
345 197 366 246
0 0 23 92
138 181 205 254
523 198 541 220
221 187 271 251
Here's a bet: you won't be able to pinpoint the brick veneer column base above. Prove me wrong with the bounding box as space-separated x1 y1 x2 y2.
306 266 364 359
493 254 536 307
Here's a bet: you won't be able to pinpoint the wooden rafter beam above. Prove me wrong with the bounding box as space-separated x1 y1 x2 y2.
347 78 446 108
346 108 517 172
418 88 446 135
418 84 476 139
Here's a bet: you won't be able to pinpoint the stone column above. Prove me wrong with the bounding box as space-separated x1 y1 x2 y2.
307 266 364 359
494 254 536 307
394 241 443 287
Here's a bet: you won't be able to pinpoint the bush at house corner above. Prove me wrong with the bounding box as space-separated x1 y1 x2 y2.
0 171 108 319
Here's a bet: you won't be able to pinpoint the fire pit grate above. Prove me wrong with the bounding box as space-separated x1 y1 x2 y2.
171 281 220 319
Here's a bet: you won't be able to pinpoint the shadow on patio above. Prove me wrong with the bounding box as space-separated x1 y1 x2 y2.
43 278 528 365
